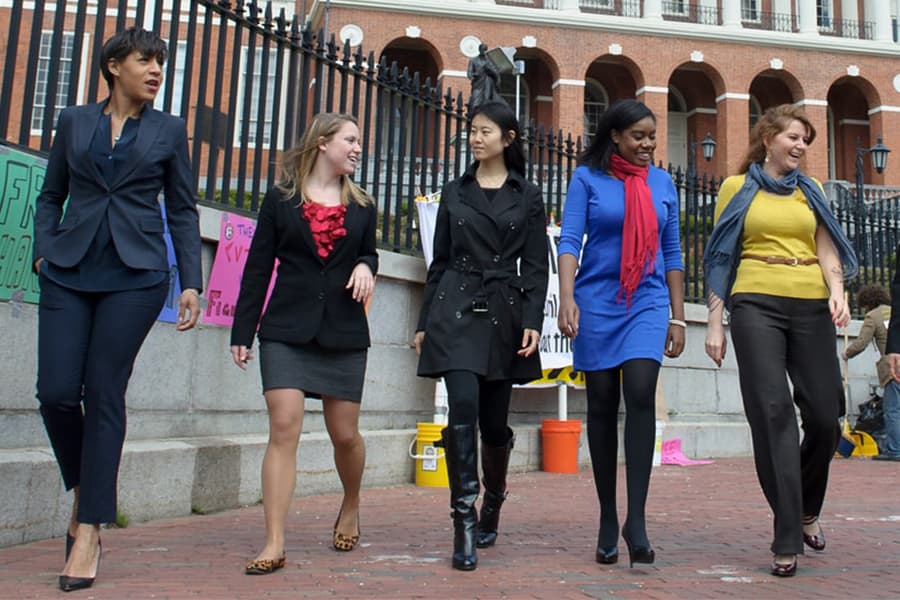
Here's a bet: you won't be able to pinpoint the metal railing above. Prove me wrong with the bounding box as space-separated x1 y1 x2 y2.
741 9 798 33
579 0 641 17
818 18 875 40
662 2 721 25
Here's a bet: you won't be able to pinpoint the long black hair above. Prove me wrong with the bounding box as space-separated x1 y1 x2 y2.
470 100 526 176
581 99 655 171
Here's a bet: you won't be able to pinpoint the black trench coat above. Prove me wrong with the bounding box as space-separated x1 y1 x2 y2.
416 164 549 383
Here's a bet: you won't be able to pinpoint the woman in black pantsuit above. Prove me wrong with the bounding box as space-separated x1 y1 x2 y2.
231 112 377 575
32 28 202 592
413 100 549 571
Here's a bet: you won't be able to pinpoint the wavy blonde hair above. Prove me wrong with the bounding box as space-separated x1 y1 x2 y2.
275 112 370 207
738 104 816 174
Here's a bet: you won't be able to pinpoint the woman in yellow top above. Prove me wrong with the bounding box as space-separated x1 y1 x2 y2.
703 105 857 578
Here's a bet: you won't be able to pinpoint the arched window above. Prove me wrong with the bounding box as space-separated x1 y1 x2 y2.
584 79 609 142
749 95 762 130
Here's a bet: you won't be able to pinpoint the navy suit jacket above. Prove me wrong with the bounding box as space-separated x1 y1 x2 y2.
32 101 202 292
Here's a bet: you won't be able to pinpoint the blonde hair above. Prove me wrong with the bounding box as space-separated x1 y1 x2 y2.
738 104 817 174
276 112 371 207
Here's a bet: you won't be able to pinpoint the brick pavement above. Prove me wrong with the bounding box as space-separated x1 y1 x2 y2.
1 457 898 599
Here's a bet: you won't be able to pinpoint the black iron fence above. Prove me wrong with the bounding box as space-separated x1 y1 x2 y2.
1 0 898 311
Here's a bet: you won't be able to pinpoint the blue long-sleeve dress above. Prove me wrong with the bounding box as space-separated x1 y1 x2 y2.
558 165 683 371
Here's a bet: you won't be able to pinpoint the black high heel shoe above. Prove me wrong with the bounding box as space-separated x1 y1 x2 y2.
59 539 101 592
595 545 619 564
770 554 797 577
622 530 655 568
802 516 826 552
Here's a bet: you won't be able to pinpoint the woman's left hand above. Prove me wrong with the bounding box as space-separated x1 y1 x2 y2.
664 323 685 358
518 328 540 357
829 292 850 327
177 289 201 331
346 263 375 303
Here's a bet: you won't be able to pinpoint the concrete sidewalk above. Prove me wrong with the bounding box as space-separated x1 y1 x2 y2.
1 457 898 599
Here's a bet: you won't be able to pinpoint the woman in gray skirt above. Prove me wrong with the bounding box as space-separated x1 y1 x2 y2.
230 112 378 574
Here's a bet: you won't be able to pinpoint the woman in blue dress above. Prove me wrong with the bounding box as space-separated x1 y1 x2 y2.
558 100 685 567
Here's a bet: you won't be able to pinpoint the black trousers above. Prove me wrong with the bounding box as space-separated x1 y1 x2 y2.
443 371 513 446
37 275 168 524
730 293 842 555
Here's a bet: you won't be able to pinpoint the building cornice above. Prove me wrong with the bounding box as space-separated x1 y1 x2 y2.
309 0 900 58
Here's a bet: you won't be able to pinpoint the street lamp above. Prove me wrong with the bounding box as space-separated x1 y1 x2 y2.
687 131 716 177
855 135 891 204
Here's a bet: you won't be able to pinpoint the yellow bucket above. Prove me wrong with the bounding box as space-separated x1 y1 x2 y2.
408 422 448 487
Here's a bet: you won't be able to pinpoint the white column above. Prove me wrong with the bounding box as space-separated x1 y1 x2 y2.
644 0 663 20
722 0 742 28
797 0 819 34
868 0 893 41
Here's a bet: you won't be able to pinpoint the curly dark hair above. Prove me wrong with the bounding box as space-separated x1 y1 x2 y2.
856 284 890 312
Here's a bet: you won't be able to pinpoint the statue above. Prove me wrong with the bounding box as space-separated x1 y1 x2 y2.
467 43 502 113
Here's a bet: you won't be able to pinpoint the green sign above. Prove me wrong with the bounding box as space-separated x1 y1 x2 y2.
0 143 44 304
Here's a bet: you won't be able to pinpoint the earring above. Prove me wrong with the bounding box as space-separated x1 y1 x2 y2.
765 153 770 163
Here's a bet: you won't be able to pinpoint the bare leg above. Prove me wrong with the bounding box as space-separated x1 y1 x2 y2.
69 487 80 538
61 522 100 578
254 388 305 561
323 396 365 538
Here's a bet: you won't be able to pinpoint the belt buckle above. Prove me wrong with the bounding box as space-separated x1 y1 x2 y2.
472 298 488 313
788 257 798 266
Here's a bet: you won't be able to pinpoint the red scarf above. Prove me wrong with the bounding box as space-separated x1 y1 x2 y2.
610 153 658 306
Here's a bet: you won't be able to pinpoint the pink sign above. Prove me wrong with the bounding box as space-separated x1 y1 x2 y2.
203 213 276 326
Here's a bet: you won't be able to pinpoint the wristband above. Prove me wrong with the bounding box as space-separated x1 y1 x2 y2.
668 319 687 328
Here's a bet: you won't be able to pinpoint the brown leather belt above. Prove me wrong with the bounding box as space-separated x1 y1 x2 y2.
741 253 818 266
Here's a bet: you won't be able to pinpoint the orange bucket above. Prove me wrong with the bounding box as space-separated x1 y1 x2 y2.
541 418 582 473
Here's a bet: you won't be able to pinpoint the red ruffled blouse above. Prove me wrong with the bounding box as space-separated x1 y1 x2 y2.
302 202 347 260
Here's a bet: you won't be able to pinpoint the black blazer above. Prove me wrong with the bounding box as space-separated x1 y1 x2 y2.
230 188 379 350
32 102 202 291
887 244 900 354
416 164 548 382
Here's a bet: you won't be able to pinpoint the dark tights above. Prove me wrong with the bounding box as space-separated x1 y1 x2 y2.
443 371 513 446
585 359 660 549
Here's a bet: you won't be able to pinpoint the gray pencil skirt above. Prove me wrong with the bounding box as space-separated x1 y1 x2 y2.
258 339 367 403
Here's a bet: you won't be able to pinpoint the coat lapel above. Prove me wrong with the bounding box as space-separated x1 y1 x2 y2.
72 103 107 189
110 106 162 189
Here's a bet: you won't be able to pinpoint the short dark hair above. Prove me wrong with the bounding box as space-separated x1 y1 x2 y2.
100 27 167 89
469 100 526 176
580 99 655 172
856 284 890 312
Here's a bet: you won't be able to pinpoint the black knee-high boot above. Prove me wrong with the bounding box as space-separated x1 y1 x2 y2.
442 424 479 570
476 428 514 548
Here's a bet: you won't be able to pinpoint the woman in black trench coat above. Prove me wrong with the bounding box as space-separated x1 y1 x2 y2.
413 100 548 571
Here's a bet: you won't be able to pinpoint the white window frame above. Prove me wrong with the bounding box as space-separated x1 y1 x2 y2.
663 0 689 17
741 0 761 22
816 0 833 31
233 46 287 149
154 40 188 117
583 78 609 142
31 31 76 134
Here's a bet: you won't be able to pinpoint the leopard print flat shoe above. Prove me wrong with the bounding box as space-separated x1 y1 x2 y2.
245 554 286 575
332 511 360 551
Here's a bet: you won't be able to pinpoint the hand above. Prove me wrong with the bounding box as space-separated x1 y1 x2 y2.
412 331 424 356
841 350 848 361
230 345 253 370
33 257 44 273
346 263 375 303
664 323 685 358
558 295 579 339
705 323 727 367
889 353 900 383
518 328 540 357
177 289 201 331
829 292 850 327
